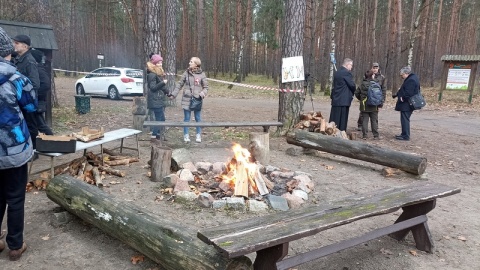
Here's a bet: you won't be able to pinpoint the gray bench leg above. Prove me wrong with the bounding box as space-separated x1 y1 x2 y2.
253 243 289 270
389 200 436 253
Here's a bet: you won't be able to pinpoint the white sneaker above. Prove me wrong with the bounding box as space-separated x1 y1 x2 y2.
196 134 201 143
184 134 190 142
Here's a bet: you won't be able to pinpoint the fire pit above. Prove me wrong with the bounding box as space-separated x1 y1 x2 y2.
159 143 315 212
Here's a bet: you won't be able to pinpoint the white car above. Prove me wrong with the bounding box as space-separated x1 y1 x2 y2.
75 67 144 99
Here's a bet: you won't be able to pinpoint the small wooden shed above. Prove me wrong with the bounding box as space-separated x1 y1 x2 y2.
0 20 59 125
439 55 480 103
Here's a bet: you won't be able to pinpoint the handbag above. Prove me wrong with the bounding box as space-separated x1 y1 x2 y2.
408 90 426 110
187 72 203 111
189 96 203 111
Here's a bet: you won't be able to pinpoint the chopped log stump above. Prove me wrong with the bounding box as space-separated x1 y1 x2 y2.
151 145 172 182
248 132 270 165
287 130 427 175
46 175 252 270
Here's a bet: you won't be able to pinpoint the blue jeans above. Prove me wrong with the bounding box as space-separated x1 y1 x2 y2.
0 163 28 250
151 108 165 137
184 109 201 135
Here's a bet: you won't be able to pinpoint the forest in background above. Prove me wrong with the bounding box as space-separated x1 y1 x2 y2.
0 0 479 93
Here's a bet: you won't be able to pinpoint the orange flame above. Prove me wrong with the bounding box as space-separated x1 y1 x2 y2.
221 143 258 194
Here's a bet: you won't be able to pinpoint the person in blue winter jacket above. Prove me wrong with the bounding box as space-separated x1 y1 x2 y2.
0 26 37 261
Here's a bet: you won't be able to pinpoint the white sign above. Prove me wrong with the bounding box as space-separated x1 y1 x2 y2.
282 56 305 83
97 54 104 60
446 68 470 90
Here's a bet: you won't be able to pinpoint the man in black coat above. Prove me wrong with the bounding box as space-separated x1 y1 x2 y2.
394 66 420 141
329 58 356 131
30 49 53 135
13 35 42 151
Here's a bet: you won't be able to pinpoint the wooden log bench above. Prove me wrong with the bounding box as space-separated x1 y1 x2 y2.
197 182 460 270
143 121 284 133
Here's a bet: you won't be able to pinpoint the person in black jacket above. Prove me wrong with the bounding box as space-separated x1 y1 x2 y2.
394 66 419 141
13 35 42 151
329 58 356 131
30 49 53 136
146 54 168 140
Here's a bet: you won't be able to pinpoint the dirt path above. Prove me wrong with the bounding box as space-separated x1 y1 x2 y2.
1 77 479 269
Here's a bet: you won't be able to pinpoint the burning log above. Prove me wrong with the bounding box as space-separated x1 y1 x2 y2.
254 169 269 195
151 145 172 182
233 160 249 197
287 130 427 175
46 175 252 269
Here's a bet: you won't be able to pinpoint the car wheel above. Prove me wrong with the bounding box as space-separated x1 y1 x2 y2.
108 86 120 100
76 84 85 95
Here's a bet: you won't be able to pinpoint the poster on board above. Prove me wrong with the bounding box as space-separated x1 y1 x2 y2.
282 56 305 83
446 63 471 90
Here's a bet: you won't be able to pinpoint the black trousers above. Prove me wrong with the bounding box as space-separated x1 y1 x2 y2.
361 111 379 137
329 106 350 131
0 163 29 250
400 110 413 139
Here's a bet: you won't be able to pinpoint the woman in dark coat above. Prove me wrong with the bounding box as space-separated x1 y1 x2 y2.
146 54 168 140
394 66 420 141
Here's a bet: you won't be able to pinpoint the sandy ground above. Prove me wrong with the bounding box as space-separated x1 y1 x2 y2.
0 77 479 270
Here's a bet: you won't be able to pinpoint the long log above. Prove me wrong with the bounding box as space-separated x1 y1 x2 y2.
287 130 427 175
46 175 252 270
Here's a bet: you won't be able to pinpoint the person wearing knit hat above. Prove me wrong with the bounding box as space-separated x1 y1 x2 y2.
150 54 163 65
147 54 169 141
0 27 14 57
0 26 35 261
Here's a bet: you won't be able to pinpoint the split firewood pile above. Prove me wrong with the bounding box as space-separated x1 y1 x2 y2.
27 148 139 192
295 111 350 140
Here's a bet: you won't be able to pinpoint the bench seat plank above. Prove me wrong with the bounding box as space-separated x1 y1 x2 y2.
143 121 283 128
197 182 460 259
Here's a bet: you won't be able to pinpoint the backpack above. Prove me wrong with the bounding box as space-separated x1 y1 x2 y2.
366 81 383 106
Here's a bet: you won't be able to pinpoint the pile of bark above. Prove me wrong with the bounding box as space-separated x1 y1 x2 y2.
28 148 139 191
295 111 349 139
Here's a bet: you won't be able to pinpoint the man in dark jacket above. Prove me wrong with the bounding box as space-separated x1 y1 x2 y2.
30 49 53 135
329 58 356 131
13 35 42 150
394 66 420 141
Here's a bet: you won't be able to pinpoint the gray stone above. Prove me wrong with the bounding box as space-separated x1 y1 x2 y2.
281 193 305 209
162 174 179 188
292 189 308 201
174 179 191 193
279 171 295 178
226 197 246 211
177 169 195 182
294 171 313 178
265 194 289 211
265 165 279 174
247 200 269 212
294 174 315 193
181 162 197 174
257 163 266 174
175 191 198 202
51 211 73 227
196 162 213 175
197 192 214 208
172 148 192 166
218 181 231 192
286 147 303 156
212 162 226 175
212 199 227 209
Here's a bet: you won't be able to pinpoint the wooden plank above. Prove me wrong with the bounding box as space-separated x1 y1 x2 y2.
143 121 283 128
276 215 428 270
197 182 460 258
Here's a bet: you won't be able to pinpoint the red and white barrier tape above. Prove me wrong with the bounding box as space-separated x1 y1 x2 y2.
54 68 304 93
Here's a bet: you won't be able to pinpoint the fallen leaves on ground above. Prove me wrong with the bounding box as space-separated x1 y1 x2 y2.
131 255 145 264
457 235 467 241
380 248 393 255
325 165 334 170
42 234 50 240
409 250 419 256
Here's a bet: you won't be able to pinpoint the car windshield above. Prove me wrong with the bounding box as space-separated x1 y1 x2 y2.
126 69 143 79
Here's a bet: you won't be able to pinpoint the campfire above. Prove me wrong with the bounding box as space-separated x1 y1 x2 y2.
219 143 271 198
